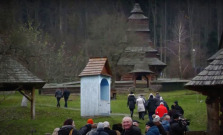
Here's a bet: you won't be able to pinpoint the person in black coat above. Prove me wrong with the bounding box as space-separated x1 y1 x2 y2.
79 123 92 135
173 101 184 116
127 92 136 118
146 94 157 121
55 89 63 107
63 89 70 108
154 92 160 107
169 114 187 135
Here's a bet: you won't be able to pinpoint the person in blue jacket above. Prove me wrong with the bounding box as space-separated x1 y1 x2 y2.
145 121 160 135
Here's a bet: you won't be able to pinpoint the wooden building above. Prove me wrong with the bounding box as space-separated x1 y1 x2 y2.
0 55 45 119
117 3 166 84
185 33 223 135
79 57 112 117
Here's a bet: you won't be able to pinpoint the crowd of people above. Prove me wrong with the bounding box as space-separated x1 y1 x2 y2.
127 91 189 135
52 114 188 135
52 91 188 135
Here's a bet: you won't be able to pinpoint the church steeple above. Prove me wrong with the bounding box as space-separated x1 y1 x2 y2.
127 3 152 46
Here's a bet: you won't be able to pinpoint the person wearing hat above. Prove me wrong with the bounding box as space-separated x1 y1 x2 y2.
79 119 93 135
145 121 160 135
87 119 94 124
155 102 168 118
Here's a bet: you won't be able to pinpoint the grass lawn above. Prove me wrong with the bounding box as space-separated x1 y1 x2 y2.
0 90 207 135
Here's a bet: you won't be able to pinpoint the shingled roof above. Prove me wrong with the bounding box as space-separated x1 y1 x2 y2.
79 57 112 77
117 57 166 66
208 33 223 62
185 50 223 92
0 55 45 91
130 62 154 73
128 3 148 20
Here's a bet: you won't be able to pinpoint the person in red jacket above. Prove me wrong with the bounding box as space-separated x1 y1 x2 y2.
155 102 168 118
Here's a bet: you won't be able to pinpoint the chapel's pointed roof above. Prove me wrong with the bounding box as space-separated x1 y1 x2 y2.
79 57 112 77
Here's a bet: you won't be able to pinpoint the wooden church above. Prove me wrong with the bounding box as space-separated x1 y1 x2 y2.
117 3 166 86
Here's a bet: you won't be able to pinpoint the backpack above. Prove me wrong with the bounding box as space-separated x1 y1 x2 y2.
144 100 149 108
58 128 73 135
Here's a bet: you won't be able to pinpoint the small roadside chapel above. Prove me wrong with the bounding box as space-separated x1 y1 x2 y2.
185 33 223 135
0 55 45 119
79 57 112 117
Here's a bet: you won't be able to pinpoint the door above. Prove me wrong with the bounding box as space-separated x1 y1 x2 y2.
98 78 110 115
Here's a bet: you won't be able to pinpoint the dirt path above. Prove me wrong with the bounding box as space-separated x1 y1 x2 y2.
37 103 138 116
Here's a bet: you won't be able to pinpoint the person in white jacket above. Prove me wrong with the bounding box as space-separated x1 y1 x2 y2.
136 95 146 120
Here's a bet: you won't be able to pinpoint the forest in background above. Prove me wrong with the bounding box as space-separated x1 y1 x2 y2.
0 0 222 83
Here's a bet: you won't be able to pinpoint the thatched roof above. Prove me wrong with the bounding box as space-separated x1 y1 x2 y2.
79 57 112 77
0 55 45 91
185 50 223 92
128 3 148 20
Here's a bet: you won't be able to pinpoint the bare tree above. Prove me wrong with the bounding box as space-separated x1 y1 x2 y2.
170 12 189 78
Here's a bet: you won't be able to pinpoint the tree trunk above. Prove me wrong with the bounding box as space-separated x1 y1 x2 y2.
164 0 167 78
178 22 182 79
206 96 220 135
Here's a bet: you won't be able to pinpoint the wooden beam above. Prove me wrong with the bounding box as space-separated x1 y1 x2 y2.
206 96 220 135
18 90 31 101
220 96 223 135
31 87 35 120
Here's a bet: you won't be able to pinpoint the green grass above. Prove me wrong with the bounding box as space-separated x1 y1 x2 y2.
0 90 207 135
